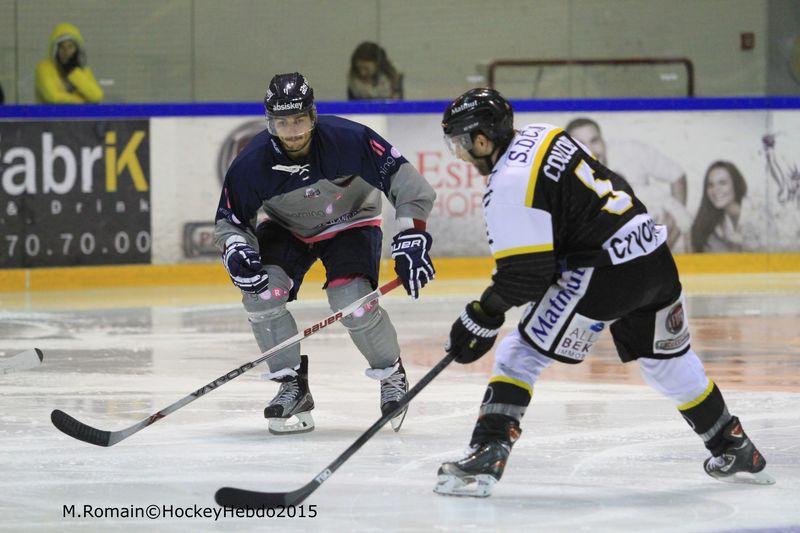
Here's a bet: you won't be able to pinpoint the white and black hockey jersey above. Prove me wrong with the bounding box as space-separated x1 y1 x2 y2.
483 123 667 308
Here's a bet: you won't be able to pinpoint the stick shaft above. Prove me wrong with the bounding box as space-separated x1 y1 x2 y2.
306 352 456 494
215 352 457 509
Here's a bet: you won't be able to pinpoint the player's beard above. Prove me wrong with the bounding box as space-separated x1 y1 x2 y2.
281 132 313 155
472 154 495 176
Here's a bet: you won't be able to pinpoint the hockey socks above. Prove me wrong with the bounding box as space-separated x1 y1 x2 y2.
679 381 774 484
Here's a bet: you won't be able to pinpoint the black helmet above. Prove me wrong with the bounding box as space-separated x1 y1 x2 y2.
441 88 514 155
264 72 316 135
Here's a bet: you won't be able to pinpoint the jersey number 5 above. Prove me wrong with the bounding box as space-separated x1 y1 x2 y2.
574 160 633 215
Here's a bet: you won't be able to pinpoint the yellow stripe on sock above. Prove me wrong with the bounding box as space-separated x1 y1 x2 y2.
489 375 533 396
678 380 715 411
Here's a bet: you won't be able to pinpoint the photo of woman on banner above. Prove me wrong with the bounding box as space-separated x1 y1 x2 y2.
690 161 762 253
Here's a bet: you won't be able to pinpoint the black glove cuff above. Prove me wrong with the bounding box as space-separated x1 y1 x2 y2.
464 301 504 334
478 286 513 317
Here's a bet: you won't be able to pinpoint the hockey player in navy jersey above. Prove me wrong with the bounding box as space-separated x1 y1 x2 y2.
214 73 435 435
433 88 774 497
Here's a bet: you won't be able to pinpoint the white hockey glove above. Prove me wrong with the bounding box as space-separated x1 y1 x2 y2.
222 236 269 294
391 228 435 299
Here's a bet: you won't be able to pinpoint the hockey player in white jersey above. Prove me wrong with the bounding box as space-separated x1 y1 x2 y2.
434 88 774 497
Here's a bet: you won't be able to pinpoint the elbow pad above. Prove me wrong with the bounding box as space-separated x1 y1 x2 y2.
488 251 557 308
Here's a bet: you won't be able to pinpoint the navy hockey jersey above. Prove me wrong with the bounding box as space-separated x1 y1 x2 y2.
214 115 434 247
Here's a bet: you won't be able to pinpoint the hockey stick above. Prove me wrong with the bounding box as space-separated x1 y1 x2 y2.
215 351 457 509
0 349 44 375
51 278 402 447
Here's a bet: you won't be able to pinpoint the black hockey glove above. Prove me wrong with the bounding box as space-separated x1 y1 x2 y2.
446 301 505 364
222 236 269 294
391 228 435 299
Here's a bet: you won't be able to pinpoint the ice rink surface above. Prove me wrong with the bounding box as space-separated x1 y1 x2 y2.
1 275 799 532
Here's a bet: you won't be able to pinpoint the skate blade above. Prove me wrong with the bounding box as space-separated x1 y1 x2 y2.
390 407 408 432
267 412 314 435
433 473 495 498
712 468 776 486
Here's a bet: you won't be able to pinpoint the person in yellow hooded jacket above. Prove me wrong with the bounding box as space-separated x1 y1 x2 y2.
35 23 104 104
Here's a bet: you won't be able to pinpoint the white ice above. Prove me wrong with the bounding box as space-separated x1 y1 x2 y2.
1 281 799 532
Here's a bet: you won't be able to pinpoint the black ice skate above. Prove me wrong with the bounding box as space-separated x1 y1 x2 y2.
434 419 521 498
365 358 409 432
704 416 775 485
263 355 315 435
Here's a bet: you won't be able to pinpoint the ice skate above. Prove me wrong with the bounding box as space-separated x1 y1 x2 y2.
365 358 409 432
264 355 315 435
434 418 521 497
704 416 775 485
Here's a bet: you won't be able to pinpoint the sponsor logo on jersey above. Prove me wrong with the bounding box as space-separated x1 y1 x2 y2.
273 101 303 111
313 208 362 229
653 294 690 353
378 156 397 177
666 303 684 334
605 214 664 265
554 314 604 362
288 209 326 218
304 187 321 199
391 146 402 158
655 330 690 352
272 163 311 178
523 268 591 351
543 135 579 181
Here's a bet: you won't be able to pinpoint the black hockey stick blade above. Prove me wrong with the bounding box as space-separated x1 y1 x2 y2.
215 352 456 509
215 485 311 509
51 409 112 447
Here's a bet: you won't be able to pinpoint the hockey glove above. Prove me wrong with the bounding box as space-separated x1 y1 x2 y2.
391 228 435 299
222 236 269 294
446 301 505 364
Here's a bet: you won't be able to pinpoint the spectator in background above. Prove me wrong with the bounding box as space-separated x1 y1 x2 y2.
347 41 403 100
35 22 103 104
566 117 691 251
691 161 758 252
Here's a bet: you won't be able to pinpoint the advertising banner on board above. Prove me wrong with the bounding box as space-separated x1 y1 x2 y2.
0 120 151 268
